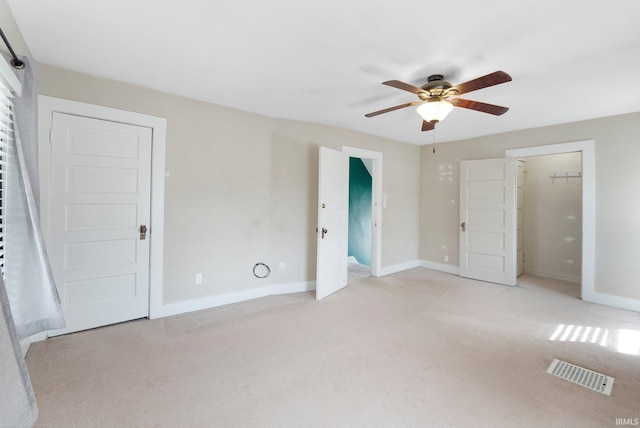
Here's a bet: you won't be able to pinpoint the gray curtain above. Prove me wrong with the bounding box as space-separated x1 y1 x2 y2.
1 53 65 338
0 51 55 427
0 272 38 427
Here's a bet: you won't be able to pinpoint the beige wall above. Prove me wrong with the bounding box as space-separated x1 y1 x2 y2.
36 65 420 304
522 153 582 283
0 0 31 57
420 112 640 300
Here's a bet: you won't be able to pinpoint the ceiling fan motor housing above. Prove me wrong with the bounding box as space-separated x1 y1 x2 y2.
419 74 457 100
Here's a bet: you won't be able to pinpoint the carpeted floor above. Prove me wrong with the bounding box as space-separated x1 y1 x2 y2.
348 261 371 283
26 268 640 427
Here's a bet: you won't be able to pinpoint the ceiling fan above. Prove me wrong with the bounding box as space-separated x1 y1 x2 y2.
365 71 512 131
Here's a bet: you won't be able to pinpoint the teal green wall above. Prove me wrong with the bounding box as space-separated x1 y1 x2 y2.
348 157 372 266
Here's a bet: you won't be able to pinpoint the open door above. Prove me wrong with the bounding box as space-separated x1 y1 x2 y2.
459 157 516 286
316 146 349 300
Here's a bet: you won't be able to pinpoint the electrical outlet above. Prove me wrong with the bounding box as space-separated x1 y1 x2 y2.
444 255 449 263
195 273 203 284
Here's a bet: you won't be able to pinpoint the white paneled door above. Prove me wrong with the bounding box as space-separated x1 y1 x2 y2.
48 112 152 335
316 146 349 300
459 157 517 286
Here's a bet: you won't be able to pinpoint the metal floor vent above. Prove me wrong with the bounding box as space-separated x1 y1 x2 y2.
546 359 614 396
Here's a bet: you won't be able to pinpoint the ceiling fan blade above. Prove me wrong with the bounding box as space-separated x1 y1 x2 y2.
450 98 509 115
451 71 512 96
382 80 425 95
365 101 421 117
421 120 435 131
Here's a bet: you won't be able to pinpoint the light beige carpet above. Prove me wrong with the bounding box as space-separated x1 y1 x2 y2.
348 261 371 283
26 268 640 427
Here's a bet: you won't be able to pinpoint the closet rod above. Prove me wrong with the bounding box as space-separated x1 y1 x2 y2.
0 26 25 69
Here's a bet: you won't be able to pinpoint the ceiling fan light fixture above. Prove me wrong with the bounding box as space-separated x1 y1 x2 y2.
416 100 454 123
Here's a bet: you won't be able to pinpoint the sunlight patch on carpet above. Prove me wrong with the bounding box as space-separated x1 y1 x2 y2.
549 324 640 356
549 324 608 346
546 359 614 396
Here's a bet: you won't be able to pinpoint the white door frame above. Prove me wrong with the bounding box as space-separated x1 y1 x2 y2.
342 146 382 277
505 140 594 302
38 96 167 319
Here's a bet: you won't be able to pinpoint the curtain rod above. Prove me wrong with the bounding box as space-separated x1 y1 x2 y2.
0 26 25 69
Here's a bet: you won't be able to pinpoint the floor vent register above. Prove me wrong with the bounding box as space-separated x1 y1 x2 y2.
546 359 614 396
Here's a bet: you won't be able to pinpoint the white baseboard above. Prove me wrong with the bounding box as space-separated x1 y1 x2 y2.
150 280 316 319
583 290 640 313
523 269 580 284
378 260 420 277
419 260 460 275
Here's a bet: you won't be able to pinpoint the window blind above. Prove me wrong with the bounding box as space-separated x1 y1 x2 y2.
0 59 21 274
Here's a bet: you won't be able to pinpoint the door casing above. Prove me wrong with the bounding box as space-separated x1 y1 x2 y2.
506 140 594 302
38 96 167 319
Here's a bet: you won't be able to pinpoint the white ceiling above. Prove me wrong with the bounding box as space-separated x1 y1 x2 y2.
8 0 640 145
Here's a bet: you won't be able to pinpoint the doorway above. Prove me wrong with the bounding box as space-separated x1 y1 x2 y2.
517 152 583 299
506 140 595 302
347 156 373 282
342 146 382 279
315 146 382 300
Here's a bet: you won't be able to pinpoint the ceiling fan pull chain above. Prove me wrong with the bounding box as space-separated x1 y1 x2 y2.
433 128 436 154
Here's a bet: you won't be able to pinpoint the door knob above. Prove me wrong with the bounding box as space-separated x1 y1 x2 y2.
461 222 466 232
140 225 147 240
322 227 328 239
